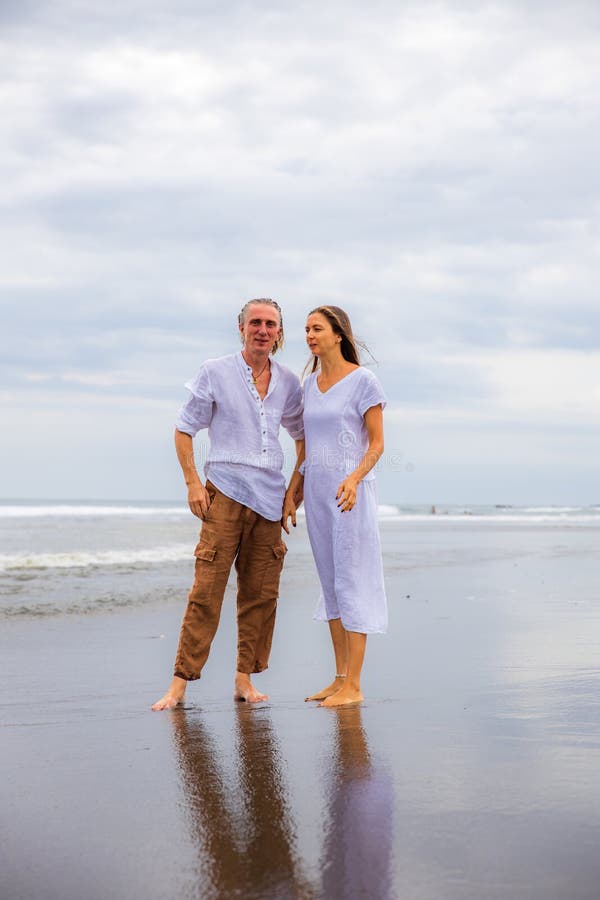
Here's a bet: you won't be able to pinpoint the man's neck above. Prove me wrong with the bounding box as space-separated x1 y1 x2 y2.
242 348 271 370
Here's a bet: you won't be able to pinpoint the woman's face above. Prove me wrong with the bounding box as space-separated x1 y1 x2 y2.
305 312 340 358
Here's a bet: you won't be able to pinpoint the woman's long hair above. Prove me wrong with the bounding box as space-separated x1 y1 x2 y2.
303 306 370 377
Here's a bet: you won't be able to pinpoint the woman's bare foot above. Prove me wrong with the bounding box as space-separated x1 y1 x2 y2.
319 684 363 707
234 672 268 703
151 676 187 710
305 675 347 702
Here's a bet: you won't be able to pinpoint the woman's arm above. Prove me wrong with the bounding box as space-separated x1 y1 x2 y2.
282 438 305 533
336 405 384 513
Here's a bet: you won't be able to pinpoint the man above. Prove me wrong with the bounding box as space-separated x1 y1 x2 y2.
152 299 304 709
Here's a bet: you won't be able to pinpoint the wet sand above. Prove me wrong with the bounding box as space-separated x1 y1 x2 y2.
2 520 600 899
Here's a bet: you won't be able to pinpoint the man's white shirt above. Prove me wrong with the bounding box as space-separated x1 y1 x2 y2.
176 352 304 521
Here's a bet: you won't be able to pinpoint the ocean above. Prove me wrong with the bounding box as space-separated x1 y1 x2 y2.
1 499 598 619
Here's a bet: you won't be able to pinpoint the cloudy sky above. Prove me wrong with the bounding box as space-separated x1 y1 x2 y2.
2 0 599 504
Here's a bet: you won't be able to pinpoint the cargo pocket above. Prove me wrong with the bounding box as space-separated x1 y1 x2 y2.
253 541 287 599
194 541 217 562
272 541 287 561
189 541 218 602
271 541 287 581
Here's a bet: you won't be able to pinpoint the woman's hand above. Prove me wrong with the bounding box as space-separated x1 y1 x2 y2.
336 476 359 512
283 459 304 533
292 482 304 509
282 490 298 533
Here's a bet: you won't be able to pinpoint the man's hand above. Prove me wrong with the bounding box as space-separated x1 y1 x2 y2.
187 482 211 519
282 490 297 534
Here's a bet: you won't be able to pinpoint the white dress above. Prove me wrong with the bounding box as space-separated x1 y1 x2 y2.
303 368 388 634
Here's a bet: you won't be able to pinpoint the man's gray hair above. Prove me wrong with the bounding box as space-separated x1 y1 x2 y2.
238 298 284 354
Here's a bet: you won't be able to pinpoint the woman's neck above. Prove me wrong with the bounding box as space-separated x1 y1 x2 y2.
318 349 353 377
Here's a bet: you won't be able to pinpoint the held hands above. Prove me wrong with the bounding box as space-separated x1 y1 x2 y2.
282 491 296 534
336 476 359 512
292 482 304 509
187 482 211 519
282 485 303 534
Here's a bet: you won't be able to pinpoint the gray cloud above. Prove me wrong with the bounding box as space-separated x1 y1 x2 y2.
1 0 599 500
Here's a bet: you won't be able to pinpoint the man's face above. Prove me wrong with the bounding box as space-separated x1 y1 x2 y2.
239 303 282 355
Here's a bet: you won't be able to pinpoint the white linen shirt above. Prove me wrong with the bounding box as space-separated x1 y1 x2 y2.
175 352 304 521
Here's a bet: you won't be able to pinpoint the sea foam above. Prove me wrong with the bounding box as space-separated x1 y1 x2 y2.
0 505 187 518
0 544 192 572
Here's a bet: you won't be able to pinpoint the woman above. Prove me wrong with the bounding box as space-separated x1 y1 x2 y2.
284 306 387 707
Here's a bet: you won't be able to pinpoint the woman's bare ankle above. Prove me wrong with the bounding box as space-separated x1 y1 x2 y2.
305 674 346 702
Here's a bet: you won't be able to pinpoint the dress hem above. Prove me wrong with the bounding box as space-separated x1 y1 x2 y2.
312 613 387 634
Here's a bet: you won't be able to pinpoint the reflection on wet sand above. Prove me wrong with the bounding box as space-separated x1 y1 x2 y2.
171 706 313 899
320 707 394 900
171 706 394 899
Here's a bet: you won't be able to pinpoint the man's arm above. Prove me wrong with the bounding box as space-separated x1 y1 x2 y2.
175 429 211 519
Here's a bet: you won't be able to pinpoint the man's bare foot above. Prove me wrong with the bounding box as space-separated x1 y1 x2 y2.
319 684 363 707
151 676 187 710
234 672 268 703
305 675 347 702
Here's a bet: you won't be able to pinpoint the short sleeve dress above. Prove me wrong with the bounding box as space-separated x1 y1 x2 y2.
303 367 388 634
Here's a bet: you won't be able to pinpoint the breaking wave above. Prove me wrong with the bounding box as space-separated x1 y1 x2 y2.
0 544 192 572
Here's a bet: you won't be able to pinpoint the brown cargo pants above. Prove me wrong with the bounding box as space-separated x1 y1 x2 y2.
174 481 288 680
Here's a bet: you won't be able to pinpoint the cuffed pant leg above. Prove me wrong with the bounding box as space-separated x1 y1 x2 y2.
234 511 287 674
173 486 242 681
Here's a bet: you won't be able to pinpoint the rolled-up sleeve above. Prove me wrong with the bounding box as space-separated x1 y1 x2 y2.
175 366 214 436
281 379 304 440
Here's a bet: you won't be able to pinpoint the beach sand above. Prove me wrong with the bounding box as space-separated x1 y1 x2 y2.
2 519 600 899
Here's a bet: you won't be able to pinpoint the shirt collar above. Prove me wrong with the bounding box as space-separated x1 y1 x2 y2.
236 351 280 399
